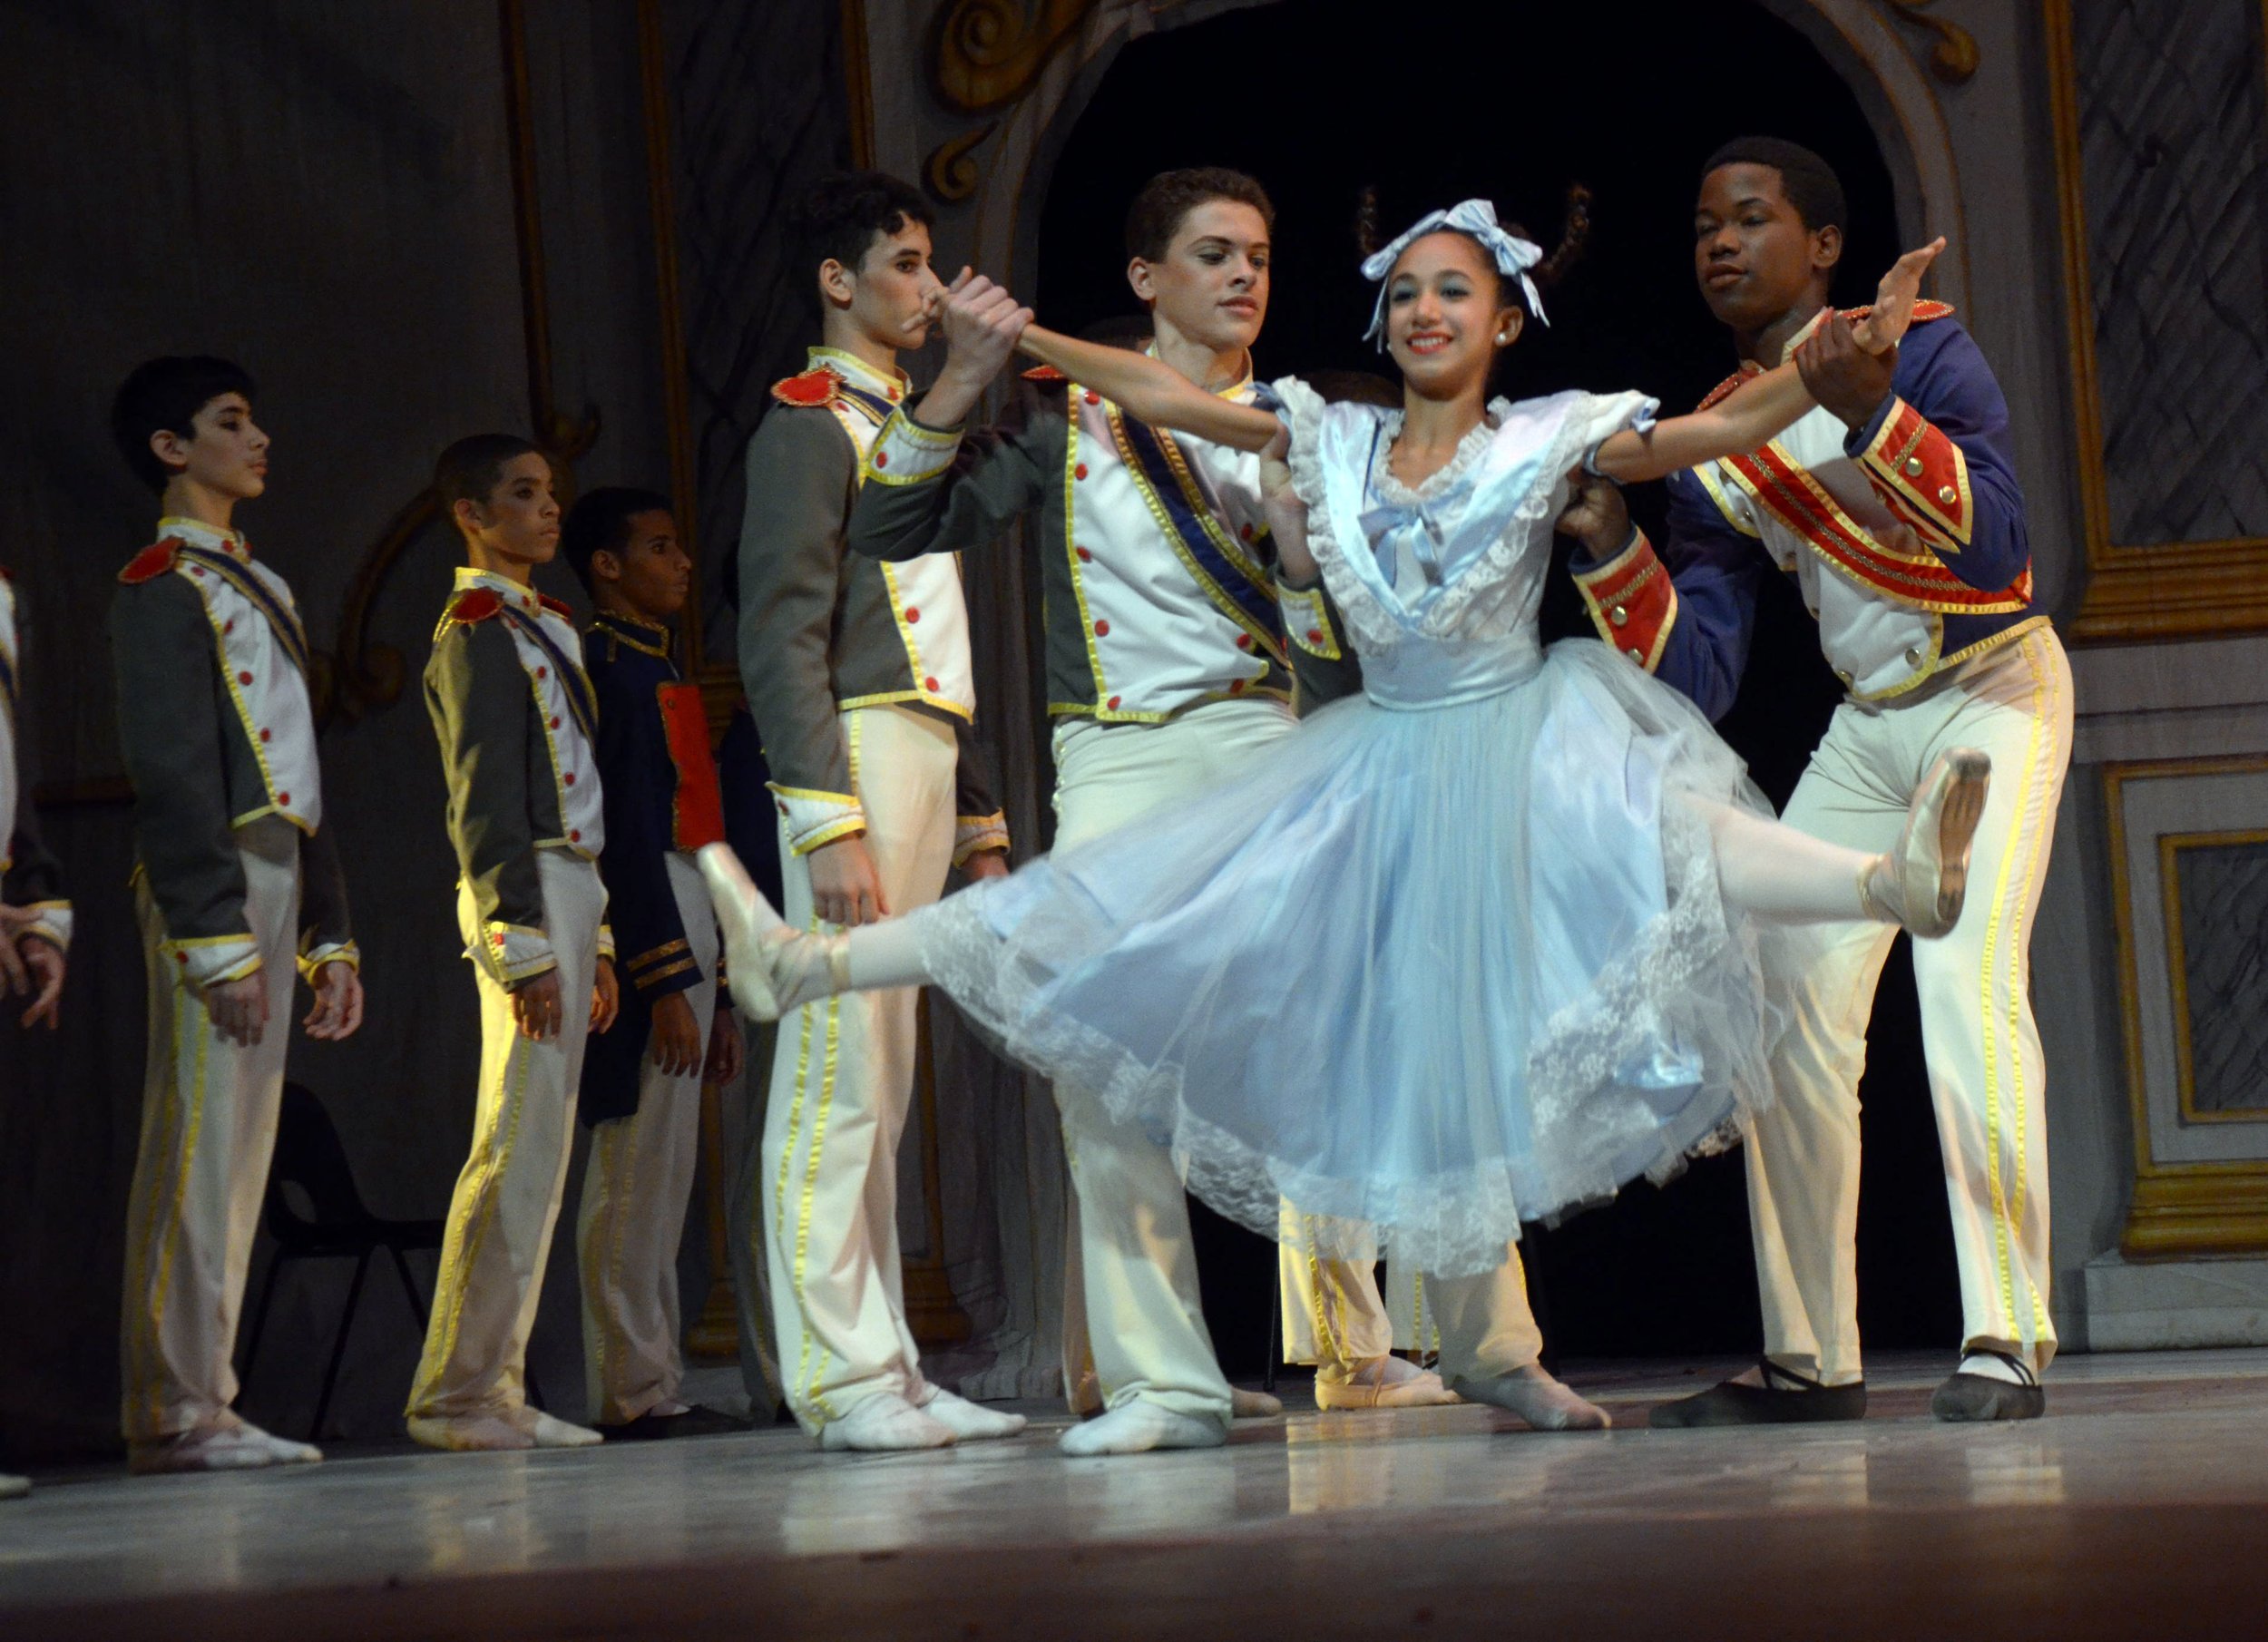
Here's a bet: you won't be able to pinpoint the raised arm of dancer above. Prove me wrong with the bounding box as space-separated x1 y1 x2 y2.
1015 325 1283 451
1590 237 1945 484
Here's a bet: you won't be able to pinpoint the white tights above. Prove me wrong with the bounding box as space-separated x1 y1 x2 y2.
834 796 1878 994
1685 795 1875 924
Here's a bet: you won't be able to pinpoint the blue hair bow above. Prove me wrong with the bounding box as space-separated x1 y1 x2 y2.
1361 199 1547 348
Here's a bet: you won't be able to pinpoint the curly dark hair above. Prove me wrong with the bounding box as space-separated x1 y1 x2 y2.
788 171 934 279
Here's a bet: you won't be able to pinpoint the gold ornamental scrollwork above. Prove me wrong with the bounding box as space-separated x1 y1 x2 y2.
1878 0 1979 85
923 0 1101 203
930 0 1098 113
925 122 1000 202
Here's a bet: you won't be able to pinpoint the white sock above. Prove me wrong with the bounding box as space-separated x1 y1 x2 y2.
1687 796 1876 924
819 1392 956 1452
846 912 934 991
920 1388 1028 1441
1057 1402 1225 1456
1957 1351 2033 1385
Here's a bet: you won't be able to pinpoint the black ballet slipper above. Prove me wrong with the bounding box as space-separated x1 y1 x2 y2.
599 1405 755 1442
1648 1359 1868 1428
1931 1351 2045 1422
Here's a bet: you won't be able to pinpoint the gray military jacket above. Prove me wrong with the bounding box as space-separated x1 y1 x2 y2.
112 525 352 988
736 347 1006 864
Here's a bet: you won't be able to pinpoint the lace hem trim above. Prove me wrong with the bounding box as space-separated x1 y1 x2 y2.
915 806 1770 1279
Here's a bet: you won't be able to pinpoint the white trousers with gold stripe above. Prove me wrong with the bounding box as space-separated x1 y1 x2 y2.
1277 1211 1543 1377
577 853 717 1426
1749 625 2072 1383
762 704 956 1434
1052 699 1421 1417
407 852 604 1420
120 818 301 1442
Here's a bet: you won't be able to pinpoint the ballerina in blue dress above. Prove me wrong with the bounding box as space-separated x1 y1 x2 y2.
704 201 1977 1436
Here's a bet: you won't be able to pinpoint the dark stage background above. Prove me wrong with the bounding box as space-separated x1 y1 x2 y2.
1036 0 1961 1372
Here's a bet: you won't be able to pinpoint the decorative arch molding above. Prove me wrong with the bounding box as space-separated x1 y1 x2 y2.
885 0 1972 327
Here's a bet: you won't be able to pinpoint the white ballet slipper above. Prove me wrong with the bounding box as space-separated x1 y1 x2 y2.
1231 1387 1283 1419
406 1412 533 1453
1861 748 1991 939
2 1473 30 1500
130 1413 324 1474
918 1388 1028 1442
1315 1354 1462 1410
1448 1363 1611 1431
698 843 848 1021
817 1392 957 1452
1057 1401 1226 1457
508 1406 604 1449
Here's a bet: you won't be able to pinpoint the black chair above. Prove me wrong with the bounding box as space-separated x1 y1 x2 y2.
240 1082 447 1441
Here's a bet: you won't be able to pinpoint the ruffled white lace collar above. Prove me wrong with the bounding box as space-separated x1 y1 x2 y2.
1364 398 1515 509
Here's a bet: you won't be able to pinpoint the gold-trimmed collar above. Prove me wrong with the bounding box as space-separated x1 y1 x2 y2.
809 346 908 402
159 516 251 562
591 608 673 657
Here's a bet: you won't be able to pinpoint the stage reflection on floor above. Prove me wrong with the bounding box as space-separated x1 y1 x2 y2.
7 1350 2268 1640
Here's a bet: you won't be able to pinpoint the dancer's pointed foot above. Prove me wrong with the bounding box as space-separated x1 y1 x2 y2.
919 1389 1028 1442
1449 1363 1610 1431
1315 1354 1462 1410
1231 1387 1282 1419
698 843 849 1021
131 1413 323 1473
509 1406 604 1448
817 1393 956 1451
1058 1401 1226 1456
1862 748 1991 938
406 1412 534 1452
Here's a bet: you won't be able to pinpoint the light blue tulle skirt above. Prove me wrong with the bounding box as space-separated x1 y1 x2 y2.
919 640 1783 1275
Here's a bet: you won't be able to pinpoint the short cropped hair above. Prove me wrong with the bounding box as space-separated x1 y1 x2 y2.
560 485 672 595
1702 137 1848 236
110 356 258 494
1124 168 1275 262
434 433 543 526
788 171 933 279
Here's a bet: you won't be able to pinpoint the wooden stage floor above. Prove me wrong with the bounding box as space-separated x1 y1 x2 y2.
6 1349 2268 1640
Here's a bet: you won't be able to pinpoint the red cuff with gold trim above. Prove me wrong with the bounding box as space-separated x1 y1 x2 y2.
1572 530 1678 672
1860 396 1972 553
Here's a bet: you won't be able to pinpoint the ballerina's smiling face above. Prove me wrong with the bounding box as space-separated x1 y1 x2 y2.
1383 231 1524 400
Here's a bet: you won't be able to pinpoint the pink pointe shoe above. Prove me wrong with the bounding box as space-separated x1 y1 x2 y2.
697 844 850 1022
1861 748 1991 939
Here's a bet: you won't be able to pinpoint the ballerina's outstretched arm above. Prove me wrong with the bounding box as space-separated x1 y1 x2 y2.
1589 237 1946 485
1013 326 1285 452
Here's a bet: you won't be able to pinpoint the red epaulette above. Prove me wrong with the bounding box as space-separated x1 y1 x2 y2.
770 366 841 407
119 539 184 584
1021 365 1068 384
1694 299 1959 413
442 587 504 626
538 592 574 621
